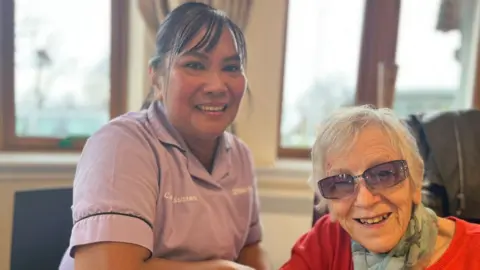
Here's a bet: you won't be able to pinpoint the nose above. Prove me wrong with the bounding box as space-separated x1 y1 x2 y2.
203 71 228 95
353 179 381 207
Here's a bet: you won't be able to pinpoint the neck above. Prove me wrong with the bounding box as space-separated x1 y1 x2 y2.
425 217 455 267
184 136 220 172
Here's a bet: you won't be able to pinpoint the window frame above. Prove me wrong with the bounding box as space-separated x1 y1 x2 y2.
0 0 129 151
277 0 480 159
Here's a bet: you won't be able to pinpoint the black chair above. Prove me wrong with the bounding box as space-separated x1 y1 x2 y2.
10 187 73 270
312 194 329 226
312 194 320 227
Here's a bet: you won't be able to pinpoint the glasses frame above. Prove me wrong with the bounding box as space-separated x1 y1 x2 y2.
317 160 409 199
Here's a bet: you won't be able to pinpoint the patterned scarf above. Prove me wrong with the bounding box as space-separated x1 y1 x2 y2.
351 204 438 270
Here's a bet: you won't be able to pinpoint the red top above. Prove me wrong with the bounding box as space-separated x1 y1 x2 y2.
280 215 480 270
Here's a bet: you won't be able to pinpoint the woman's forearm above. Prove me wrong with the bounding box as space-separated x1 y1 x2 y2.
236 243 272 270
144 257 253 270
143 258 218 270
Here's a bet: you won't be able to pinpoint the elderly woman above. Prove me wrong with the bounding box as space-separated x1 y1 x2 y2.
281 106 480 270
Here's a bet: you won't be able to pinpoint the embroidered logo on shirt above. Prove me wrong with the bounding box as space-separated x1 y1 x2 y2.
163 192 199 204
231 186 252 196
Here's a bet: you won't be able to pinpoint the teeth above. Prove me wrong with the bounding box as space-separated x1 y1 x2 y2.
198 105 225 112
359 214 390 225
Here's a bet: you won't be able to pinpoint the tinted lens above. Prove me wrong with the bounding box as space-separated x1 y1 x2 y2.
364 160 408 189
318 174 355 199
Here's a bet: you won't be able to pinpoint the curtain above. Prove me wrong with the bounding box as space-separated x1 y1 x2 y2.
436 0 461 32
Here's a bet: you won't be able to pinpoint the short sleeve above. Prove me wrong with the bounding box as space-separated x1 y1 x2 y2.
245 183 262 246
69 119 159 256
243 147 262 246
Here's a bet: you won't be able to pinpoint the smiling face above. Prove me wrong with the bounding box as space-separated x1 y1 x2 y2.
155 27 247 141
324 125 421 253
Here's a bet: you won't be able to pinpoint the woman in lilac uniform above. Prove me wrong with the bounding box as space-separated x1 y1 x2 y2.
59 3 270 270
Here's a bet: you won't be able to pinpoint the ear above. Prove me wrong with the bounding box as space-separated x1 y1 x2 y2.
149 67 161 87
149 68 165 101
148 66 156 84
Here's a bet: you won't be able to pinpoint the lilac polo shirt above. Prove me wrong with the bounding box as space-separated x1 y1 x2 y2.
59 101 261 269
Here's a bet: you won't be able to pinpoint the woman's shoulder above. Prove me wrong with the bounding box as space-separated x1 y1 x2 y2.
280 214 352 270
294 214 351 254
448 217 480 236
430 217 480 269
436 217 480 254
90 110 154 143
88 110 168 151
453 218 480 246
81 111 162 165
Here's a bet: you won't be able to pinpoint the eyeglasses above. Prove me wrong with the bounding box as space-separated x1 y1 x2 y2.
317 160 409 199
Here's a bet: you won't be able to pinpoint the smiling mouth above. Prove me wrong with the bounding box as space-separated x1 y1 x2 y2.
354 213 392 225
195 105 227 112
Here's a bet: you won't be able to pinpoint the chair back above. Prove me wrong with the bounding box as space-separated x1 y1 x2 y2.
10 187 73 270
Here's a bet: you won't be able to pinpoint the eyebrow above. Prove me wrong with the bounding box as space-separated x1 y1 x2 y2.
365 156 395 168
182 51 208 60
327 156 395 176
181 51 241 62
327 168 348 176
223 54 241 62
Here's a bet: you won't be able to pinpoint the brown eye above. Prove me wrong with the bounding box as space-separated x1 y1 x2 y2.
185 62 205 70
223 65 241 72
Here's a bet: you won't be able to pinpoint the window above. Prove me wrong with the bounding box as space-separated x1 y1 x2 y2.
280 0 365 150
279 0 480 158
393 0 478 117
0 0 129 151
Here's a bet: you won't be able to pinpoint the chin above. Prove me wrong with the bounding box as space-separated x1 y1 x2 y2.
362 242 395 254
355 233 400 254
197 126 228 138
200 120 233 134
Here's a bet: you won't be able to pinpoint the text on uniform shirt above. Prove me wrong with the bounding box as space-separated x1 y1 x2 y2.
163 192 199 204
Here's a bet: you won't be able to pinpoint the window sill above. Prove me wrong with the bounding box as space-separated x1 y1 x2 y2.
256 159 311 180
256 158 312 197
0 153 312 192
0 152 79 181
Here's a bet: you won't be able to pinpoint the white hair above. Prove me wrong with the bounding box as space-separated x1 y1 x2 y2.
308 105 424 209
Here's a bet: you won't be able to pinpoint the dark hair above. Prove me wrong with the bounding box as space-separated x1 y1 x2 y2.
141 2 248 109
